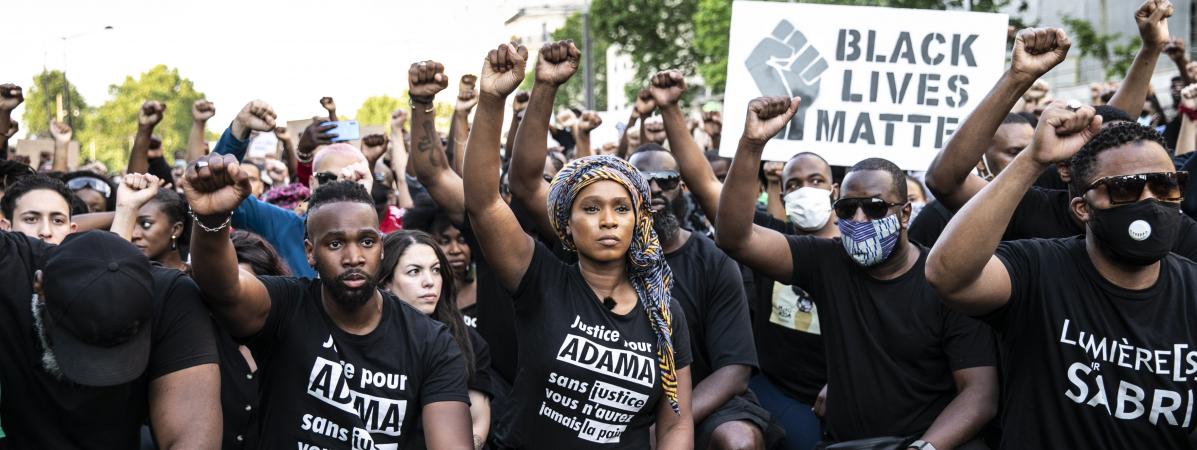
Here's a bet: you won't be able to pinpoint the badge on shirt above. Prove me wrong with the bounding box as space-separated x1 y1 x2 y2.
770 281 821 334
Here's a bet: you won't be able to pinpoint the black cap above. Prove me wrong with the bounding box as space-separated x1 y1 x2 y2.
42 231 154 387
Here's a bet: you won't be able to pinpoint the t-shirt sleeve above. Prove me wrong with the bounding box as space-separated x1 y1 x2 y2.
669 299 693 370
1003 188 1052 240
1170 215 1197 261
148 273 219 379
467 328 495 399
700 252 758 371
507 240 570 311
985 239 1044 332
753 209 792 234
940 308 998 371
420 322 471 406
786 235 830 293
246 276 306 354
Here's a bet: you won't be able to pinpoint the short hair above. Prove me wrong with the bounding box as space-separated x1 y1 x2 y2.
630 143 667 156
846 157 907 200
1094 105 1133 125
787 152 832 177
1002 112 1034 127
1 174 73 220
1069 122 1169 196
0 159 35 192
307 180 374 216
231 230 290 276
402 193 452 234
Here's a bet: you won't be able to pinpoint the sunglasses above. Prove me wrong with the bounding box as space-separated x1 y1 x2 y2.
314 171 339 185
67 177 112 198
641 170 681 191
833 197 905 220
1084 171 1187 205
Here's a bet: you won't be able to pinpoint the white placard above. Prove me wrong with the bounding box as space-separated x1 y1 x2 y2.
720 1 1008 170
247 132 278 159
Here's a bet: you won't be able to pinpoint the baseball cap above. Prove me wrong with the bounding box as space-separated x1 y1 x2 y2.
41 231 154 387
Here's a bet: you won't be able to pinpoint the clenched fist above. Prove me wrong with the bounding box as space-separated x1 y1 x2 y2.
139 101 166 128
192 100 215 122
649 70 687 108
1180 84 1197 111
512 92 530 113
575 111 602 133
409 61 449 101
457 75 479 112
633 88 656 118
116 173 165 210
180 154 253 218
480 42 528 98
360 133 389 164
1029 102 1102 165
742 96 800 145
1010 28 1071 82
1164 38 1187 62
390 109 407 134
535 40 580 86
1135 0 1174 50
232 100 277 140
0 84 23 112
49 119 72 144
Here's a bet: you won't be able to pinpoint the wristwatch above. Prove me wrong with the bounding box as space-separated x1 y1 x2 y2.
908 440 937 450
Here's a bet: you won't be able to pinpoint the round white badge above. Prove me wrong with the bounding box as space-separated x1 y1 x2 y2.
1128 220 1152 241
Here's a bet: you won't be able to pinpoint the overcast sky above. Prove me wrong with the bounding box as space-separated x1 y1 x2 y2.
3 0 538 131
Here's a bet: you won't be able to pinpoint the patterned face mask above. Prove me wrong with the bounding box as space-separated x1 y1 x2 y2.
837 213 901 267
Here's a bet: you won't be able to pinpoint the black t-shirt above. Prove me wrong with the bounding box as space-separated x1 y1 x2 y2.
908 200 954 247
499 242 692 449
461 303 478 329
467 327 495 398
0 231 218 449
748 210 827 404
216 320 259 450
787 236 998 441
250 277 470 450
664 233 757 383
987 237 1197 448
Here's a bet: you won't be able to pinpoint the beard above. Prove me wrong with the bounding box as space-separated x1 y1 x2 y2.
323 270 379 308
651 193 690 244
31 295 66 381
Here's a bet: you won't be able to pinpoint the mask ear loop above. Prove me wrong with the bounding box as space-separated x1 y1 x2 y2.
978 154 995 181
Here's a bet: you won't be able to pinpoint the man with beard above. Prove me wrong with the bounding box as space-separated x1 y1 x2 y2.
627 147 771 450
0 229 220 448
183 153 473 450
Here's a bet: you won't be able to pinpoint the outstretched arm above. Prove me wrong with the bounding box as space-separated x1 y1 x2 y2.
408 61 468 227
450 75 479 175
128 101 165 175
49 119 73 173
652 70 724 222
510 40 581 241
506 92 529 160
188 100 215 162
0 84 22 160
714 97 800 283
111 173 164 241
924 28 1071 211
1108 0 1174 118
1178 85 1197 156
927 102 1102 316
464 42 536 292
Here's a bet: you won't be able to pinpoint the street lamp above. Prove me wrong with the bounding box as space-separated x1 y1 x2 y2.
59 25 114 127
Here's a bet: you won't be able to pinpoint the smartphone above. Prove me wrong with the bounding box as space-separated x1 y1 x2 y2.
323 120 360 142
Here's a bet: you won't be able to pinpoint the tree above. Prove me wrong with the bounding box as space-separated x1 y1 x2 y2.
21 70 89 138
77 65 205 170
1061 15 1138 81
355 93 454 131
590 0 699 95
550 12 609 111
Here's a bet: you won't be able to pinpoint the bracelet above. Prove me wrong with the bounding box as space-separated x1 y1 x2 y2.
1180 105 1197 121
410 94 435 113
189 208 233 233
296 152 313 164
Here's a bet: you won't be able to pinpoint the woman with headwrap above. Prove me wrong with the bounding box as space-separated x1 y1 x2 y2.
457 42 694 449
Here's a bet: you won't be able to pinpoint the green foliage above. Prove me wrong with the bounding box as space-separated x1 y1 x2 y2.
21 70 89 138
1108 39 1141 80
76 65 205 170
356 95 404 126
590 0 699 85
551 12 609 111
1061 15 1138 81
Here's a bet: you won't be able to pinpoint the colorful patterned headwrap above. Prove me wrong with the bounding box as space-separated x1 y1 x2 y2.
546 155 680 414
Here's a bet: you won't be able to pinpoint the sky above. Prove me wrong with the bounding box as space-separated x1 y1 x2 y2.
3 0 549 132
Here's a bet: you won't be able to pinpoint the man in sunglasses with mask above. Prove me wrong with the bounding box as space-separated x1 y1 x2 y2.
929 101 1197 447
718 96 999 450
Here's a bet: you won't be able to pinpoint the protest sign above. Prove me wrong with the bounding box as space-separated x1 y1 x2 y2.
720 1 1008 170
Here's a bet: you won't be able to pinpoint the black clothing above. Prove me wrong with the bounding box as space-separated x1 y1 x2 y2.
249 277 469 449
0 231 217 450
988 237 1197 448
908 200 954 247
787 236 998 441
216 324 259 450
497 242 692 449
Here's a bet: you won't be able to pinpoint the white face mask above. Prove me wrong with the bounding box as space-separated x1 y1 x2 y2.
784 187 833 231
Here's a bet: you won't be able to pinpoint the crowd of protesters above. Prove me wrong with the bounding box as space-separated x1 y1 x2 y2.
1 0 1196 449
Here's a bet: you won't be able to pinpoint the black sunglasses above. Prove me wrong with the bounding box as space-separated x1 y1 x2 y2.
1084 171 1187 206
314 171 339 185
833 197 905 220
641 170 681 191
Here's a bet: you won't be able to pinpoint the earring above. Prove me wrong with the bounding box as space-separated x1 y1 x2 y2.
171 235 177 250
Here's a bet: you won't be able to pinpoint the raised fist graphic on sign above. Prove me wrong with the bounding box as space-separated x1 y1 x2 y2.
746 20 828 141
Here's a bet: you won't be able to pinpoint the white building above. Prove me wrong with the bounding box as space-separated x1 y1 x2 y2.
605 43 636 114
501 0 588 51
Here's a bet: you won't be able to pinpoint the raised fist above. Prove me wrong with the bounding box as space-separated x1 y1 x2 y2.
764 161 784 183
139 101 166 128
457 75 479 111
746 20 828 140
1164 38 1186 62
273 126 291 142
390 109 407 134
742 96 801 145
49 119 72 144
192 100 215 122
1030 101 1102 165
1187 62 1197 82
633 89 656 117
320 97 336 113
298 117 337 156
512 92 530 113
703 111 722 137
408 61 449 99
0 84 23 112
4 119 17 139
576 111 602 133
1011 28 1071 82
1136 0 1174 49
649 70 687 107
180 154 253 217
360 133 389 163
643 117 666 144
233 100 277 139
535 40 580 86
480 42 528 98
116 173 164 210
1181 84 1197 110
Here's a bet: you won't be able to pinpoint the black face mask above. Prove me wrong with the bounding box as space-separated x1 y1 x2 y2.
1087 199 1181 266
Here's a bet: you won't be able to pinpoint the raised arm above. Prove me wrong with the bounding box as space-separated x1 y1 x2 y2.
1108 0 1174 118
1 119 17 160
714 96 800 283
450 75 479 175
273 126 297 178
408 61 468 227
506 92 529 160
924 28 1070 211
510 40 581 240
188 100 215 162
927 102 1101 316
360 133 389 171
181 153 273 338
49 119 73 173
652 70 723 221
111 173 164 241
1163 38 1193 85
320 96 337 122
571 111 602 158
128 101 165 174
463 42 536 291
211 100 278 163
294 116 336 186
388 119 414 209
0 84 23 160
1178 84 1197 156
